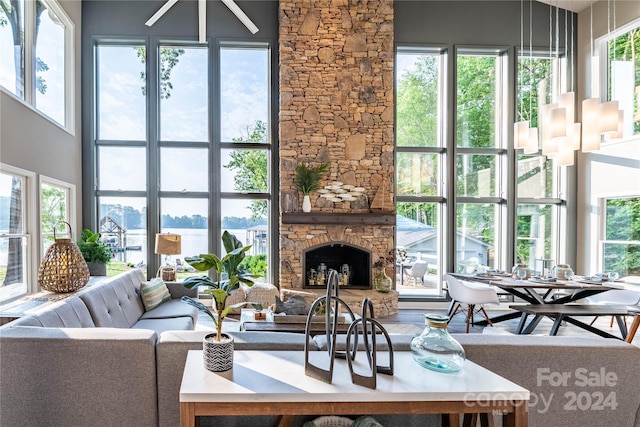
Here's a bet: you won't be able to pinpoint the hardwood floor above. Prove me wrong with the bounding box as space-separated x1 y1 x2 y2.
378 308 639 345
218 307 639 345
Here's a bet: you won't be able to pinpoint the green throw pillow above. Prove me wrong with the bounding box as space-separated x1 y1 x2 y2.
140 278 171 311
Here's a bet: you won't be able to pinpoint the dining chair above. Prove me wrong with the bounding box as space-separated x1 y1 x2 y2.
403 261 429 286
443 274 500 333
586 284 640 330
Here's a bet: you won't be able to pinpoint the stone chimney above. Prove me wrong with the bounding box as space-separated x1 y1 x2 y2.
278 0 398 315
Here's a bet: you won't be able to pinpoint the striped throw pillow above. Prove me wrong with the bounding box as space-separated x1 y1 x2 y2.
140 278 171 311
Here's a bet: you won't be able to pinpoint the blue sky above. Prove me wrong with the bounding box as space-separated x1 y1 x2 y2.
96 43 269 218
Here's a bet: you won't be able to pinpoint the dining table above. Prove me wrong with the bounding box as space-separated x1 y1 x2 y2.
450 273 632 338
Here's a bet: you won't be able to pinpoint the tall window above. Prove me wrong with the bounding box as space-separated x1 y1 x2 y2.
455 48 508 274
92 40 272 280
95 43 148 274
601 196 640 277
603 19 640 138
0 0 73 128
40 177 74 255
219 46 270 278
515 52 565 271
395 45 570 299
395 46 446 296
0 165 35 303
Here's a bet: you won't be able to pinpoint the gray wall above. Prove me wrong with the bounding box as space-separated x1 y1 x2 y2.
396 0 571 47
81 0 278 39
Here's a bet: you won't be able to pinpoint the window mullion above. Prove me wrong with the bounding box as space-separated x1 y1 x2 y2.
24 0 35 105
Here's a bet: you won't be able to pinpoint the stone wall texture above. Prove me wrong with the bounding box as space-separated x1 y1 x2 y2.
278 0 396 313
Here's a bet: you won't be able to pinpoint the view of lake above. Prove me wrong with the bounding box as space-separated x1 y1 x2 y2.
111 228 251 266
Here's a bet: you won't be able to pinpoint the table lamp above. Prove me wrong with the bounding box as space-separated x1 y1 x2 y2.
155 233 181 281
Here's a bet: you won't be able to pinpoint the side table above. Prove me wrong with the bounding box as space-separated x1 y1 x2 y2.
180 350 529 427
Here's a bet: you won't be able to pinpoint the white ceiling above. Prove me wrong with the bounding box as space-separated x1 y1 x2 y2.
536 0 594 13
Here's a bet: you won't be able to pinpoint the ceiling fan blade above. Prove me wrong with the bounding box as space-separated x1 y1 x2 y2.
220 0 259 34
199 0 206 43
145 0 180 27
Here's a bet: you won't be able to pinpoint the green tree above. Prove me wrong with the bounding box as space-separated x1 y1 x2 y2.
395 55 439 226
224 120 269 219
135 47 185 99
396 55 438 147
604 197 640 276
40 185 66 246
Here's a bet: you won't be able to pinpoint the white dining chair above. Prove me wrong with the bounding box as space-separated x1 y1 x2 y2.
403 261 429 286
444 274 500 333
586 279 640 330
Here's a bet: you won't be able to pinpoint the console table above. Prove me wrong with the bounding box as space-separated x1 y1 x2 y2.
180 350 529 427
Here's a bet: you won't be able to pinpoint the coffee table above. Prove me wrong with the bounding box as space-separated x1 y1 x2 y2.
240 310 353 335
180 350 529 427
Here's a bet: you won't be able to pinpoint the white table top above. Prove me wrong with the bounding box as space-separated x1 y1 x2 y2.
180 350 529 403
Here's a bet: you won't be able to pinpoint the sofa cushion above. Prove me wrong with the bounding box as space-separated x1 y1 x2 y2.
140 278 171 311
11 297 96 328
139 299 198 325
80 273 145 328
133 317 195 335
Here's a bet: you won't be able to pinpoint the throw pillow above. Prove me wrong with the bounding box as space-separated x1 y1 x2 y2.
140 278 171 311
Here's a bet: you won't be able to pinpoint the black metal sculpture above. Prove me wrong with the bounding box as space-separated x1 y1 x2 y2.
346 298 394 389
304 269 394 388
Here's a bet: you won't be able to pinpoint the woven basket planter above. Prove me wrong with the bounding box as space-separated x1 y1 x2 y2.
203 333 234 372
38 222 90 293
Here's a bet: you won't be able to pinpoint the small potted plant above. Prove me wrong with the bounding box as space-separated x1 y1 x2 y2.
372 253 394 293
181 231 261 372
294 162 330 212
78 229 113 276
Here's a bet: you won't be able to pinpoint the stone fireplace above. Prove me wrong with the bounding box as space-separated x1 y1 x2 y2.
303 242 371 290
278 0 398 316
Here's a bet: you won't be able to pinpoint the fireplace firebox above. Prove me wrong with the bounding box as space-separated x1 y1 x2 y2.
303 243 371 290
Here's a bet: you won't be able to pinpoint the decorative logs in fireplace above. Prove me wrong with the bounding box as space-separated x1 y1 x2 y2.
303 242 371 290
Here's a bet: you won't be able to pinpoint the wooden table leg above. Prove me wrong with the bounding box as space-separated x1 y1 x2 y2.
180 402 196 427
626 314 640 343
277 415 296 427
503 402 528 427
443 413 460 427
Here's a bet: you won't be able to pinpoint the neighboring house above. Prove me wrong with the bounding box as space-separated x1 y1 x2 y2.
396 215 493 269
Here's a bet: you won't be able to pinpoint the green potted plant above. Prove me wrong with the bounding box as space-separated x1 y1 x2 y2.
78 229 113 276
181 231 262 371
294 162 330 212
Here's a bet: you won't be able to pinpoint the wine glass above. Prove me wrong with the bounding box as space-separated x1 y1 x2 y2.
516 267 527 281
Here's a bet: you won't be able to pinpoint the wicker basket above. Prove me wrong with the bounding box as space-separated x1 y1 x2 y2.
308 416 353 427
38 222 90 293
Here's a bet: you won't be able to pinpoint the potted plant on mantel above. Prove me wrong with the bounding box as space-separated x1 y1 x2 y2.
294 162 330 213
181 231 262 372
78 229 113 276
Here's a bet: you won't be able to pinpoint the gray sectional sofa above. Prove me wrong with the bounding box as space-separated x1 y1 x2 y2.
1 269 639 427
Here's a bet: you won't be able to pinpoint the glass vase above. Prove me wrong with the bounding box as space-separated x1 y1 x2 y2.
410 314 466 373
373 267 392 293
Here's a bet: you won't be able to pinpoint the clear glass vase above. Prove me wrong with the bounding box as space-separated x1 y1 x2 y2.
410 314 466 373
373 267 392 293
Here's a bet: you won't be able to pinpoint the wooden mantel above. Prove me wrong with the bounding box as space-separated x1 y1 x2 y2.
281 212 396 226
